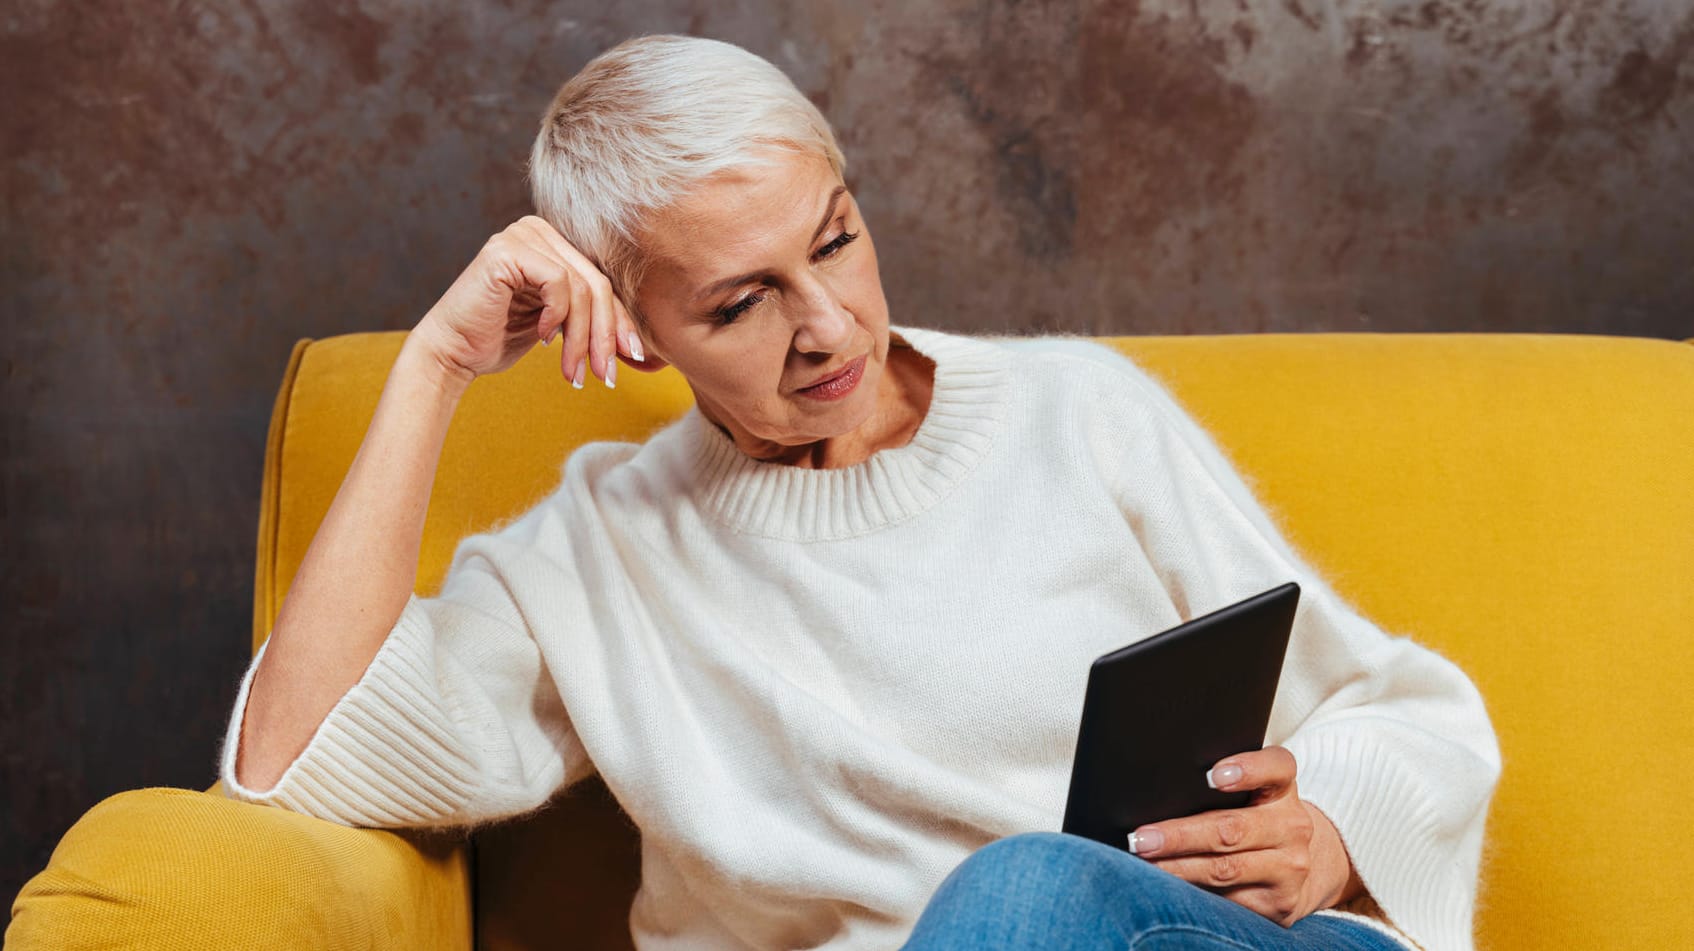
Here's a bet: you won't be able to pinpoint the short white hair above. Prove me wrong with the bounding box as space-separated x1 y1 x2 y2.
529 34 846 323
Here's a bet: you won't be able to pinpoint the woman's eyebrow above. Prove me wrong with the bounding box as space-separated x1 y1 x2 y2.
693 185 848 303
807 185 847 245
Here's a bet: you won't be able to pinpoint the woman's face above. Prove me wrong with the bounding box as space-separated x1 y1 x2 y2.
632 150 893 464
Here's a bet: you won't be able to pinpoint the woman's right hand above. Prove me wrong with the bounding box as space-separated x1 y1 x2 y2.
411 215 646 388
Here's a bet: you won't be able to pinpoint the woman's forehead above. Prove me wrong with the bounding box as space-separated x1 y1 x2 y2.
643 151 845 281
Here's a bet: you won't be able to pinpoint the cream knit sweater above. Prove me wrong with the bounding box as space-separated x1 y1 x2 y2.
220 325 1498 951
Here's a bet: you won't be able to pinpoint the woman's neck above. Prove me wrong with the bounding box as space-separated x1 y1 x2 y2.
815 336 936 469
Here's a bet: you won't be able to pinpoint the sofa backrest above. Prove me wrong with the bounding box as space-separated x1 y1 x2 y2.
259 331 1694 950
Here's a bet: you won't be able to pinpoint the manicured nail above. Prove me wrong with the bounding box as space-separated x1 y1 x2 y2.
1207 764 1243 789
1128 828 1163 855
572 358 585 389
542 326 559 346
628 332 645 363
604 356 616 389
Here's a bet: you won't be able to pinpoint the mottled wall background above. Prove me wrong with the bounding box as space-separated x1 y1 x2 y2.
3 0 1691 902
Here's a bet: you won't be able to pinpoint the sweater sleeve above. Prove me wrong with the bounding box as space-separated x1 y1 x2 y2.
1094 357 1501 951
218 511 596 830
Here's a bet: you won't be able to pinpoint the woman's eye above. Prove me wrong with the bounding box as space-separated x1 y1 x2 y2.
716 291 764 325
712 230 859 325
815 229 860 260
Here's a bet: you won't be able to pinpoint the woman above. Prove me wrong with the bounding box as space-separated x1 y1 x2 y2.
221 34 1498 951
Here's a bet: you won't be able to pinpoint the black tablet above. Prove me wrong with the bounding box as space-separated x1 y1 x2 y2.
1061 582 1300 850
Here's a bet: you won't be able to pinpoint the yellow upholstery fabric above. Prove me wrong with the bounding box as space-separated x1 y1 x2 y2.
13 331 1691 950
6 787 471 949
1121 334 1694 949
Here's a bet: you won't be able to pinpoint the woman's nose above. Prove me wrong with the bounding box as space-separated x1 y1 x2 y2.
790 280 854 354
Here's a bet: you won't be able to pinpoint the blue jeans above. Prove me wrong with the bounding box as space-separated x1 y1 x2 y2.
902 832 1406 951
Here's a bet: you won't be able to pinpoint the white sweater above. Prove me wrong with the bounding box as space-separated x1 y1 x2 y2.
220 325 1499 951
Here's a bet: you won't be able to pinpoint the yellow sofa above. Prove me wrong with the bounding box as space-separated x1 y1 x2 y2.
10 331 1693 950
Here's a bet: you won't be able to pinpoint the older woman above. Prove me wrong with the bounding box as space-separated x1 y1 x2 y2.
221 34 1497 951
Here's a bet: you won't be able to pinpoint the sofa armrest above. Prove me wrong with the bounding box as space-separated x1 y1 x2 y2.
7 787 471 950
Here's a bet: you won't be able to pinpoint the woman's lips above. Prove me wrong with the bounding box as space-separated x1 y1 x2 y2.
796 355 867 401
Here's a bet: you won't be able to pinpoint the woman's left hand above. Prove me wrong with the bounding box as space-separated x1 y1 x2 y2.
1125 746 1365 927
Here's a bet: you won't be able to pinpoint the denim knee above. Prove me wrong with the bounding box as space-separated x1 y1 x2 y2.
967 832 1134 871
959 832 1103 874
906 833 1157 950
937 831 1156 903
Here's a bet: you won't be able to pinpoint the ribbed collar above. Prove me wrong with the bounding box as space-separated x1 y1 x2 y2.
686 325 1012 541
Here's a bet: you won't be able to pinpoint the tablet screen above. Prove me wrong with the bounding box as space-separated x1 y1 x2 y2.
1061 582 1299 849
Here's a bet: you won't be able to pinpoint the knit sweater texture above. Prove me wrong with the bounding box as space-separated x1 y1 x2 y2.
220 325 1499 951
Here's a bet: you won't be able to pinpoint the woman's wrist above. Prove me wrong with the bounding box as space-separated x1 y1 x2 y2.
401 317 477 399
1304 799 1367 910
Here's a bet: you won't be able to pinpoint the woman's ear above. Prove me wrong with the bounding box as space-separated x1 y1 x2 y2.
618 349 669 373
619 323 669 373
617 299 669 372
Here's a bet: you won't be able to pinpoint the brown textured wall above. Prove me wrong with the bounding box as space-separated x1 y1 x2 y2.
3 0 1691 904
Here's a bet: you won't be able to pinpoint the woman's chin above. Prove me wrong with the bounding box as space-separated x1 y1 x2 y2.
784 398 876 444
710 354 886 454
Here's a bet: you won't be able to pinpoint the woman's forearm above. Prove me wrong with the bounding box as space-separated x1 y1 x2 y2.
234 328 473 791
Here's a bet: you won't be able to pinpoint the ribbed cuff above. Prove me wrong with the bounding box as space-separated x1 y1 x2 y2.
219 595 482 828
1286 724 1479 951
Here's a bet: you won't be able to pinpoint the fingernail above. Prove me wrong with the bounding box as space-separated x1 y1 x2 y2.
629 333 645 363
572 358 585 389
1207 764 1243 789
542 326 559 346
604 356 616 389
1128 828 1163 855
